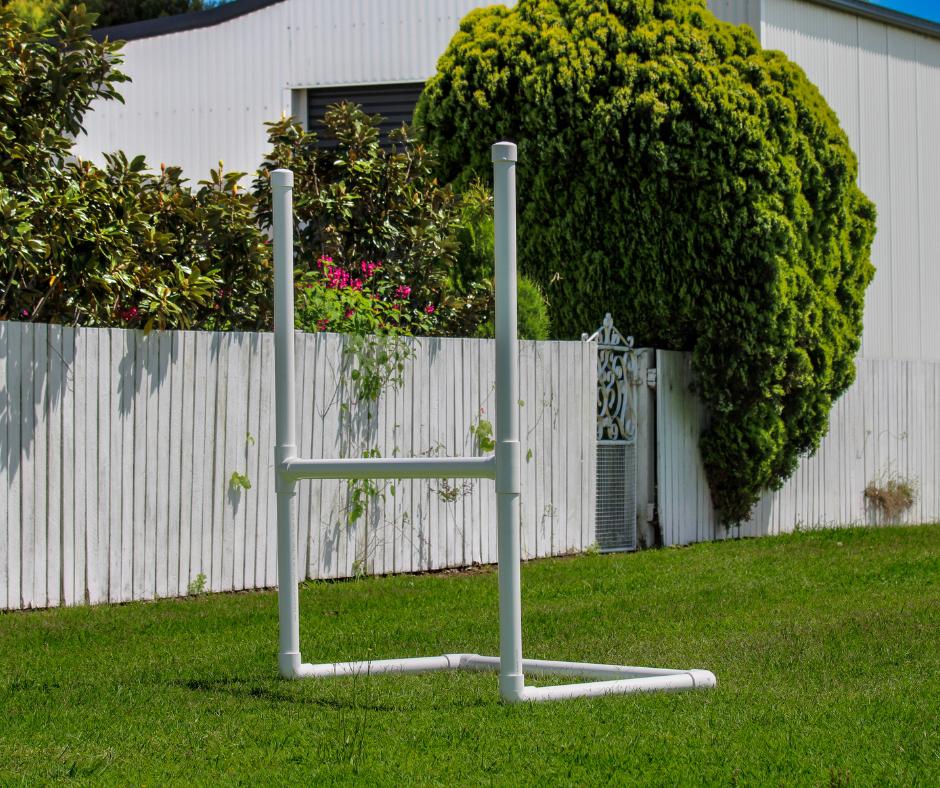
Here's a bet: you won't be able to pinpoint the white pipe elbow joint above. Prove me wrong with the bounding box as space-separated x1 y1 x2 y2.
278 652 302 679
499 673 526 704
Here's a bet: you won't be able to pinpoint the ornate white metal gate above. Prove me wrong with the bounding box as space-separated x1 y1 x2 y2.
583 314 639 552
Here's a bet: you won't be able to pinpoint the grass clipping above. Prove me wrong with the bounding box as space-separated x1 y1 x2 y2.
864 472 917 519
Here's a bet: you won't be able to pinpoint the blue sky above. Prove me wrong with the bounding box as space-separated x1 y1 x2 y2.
870 1 940 25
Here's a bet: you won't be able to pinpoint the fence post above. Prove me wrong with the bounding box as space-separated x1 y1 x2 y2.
272 169 301 678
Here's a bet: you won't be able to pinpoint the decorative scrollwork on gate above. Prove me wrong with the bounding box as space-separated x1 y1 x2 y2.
583 313 638 443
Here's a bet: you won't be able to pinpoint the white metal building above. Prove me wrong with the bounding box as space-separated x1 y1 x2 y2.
82 0 940 362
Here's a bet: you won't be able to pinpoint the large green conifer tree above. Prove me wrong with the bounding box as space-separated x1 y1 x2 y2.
417 0 876 523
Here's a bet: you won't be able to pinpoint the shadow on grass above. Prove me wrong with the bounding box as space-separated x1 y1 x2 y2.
176 676 492 711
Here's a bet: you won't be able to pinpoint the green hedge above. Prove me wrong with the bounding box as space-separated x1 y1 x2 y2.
416 0 876 523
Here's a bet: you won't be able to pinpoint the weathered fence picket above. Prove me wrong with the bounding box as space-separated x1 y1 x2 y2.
0 324 596 610
656 351 940 543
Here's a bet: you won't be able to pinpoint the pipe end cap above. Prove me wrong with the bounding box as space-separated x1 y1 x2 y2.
687 669 717 689
491 142 517 163
271 169 294 188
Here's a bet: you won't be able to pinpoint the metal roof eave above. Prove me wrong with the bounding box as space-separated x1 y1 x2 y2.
804 0 940 40
89 0 287 43
89 0 940 44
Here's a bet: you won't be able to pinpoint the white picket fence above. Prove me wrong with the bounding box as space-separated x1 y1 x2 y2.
0 322 596 611
656 351 940 544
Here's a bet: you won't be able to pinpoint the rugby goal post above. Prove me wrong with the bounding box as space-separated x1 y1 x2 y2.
272 142 717 702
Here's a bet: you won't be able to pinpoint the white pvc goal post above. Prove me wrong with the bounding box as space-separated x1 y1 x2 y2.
271 142 717 703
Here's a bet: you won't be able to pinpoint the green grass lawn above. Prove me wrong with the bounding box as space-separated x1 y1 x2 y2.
1 524 939 787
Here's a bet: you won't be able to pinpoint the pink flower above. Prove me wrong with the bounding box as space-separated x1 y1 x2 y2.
325 265 354 290
392 304 400 311
345 309 355 319
395 285 411 299
424 304 435 314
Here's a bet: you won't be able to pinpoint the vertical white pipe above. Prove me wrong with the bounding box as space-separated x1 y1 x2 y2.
272 169 301 678
492 142 524 703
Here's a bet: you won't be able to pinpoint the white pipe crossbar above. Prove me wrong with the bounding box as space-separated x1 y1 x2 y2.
271 144 717 703
282 456 496 481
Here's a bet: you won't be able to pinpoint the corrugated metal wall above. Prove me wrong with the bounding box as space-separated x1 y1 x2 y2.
656 350 940 545
76 3 293 184
706 0 761 33
0 322 596 611
74 0 496 182
75 0 761 186
760 0 940 362
287 0 481 87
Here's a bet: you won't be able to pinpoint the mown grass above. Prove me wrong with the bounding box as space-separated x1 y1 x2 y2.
1 523 939 787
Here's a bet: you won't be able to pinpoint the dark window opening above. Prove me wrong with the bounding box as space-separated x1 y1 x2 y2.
307 82 426 150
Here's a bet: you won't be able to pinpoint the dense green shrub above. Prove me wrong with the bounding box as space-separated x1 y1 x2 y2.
514 276 551 341
417 0 876 523
0 7 270 331
454 181 551 340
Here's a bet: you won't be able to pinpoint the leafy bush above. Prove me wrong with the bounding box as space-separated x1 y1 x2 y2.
97 157 271 332
0 5 127 322
452 180 495 297
254 106 493 337
417 0 876 523
475 275 551 341
296 257 434 337
514 276 551 341
454 182 551 340
6 0 61 30
0 7 270 332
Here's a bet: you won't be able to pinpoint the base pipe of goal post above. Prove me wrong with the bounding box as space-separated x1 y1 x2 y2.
270 145 717 700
